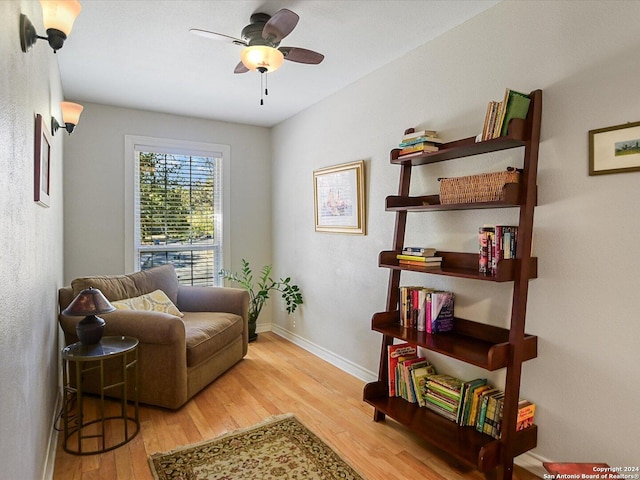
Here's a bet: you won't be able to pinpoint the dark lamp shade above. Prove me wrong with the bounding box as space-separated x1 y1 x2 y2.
62 288 115 345
62 287 115 316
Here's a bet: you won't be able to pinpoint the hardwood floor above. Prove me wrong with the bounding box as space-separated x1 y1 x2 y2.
52 332 540 480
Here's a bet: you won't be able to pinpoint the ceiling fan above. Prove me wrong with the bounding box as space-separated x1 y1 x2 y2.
190 8 324 103
191 8 324 74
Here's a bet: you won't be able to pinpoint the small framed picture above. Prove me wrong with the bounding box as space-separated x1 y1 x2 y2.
34 114 51 207
313 160 366 235
589 121 640 175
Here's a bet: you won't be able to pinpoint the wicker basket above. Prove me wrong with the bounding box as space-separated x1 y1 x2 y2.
439 168 520 204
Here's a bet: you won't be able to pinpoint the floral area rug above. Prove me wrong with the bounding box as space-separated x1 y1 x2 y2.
148 414 364 480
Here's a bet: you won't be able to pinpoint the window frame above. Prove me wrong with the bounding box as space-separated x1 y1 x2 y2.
124 135 231 284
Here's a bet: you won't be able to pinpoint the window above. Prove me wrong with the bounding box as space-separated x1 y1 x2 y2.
125 136 230 286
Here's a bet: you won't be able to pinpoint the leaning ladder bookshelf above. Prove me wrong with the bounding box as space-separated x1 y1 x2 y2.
363 90 542 479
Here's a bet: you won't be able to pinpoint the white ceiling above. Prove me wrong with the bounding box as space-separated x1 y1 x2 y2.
56 0 499 127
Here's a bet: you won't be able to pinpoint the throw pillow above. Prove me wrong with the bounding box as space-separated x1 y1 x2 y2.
111 289 184 317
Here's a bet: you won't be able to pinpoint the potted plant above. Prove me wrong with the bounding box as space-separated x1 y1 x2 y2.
219 259 303 342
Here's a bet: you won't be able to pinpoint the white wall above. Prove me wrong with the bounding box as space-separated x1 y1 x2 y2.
272 0 640 468
0 1 65 478
62 104 274 320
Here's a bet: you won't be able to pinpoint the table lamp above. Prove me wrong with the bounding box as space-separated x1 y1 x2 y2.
62 287 115 345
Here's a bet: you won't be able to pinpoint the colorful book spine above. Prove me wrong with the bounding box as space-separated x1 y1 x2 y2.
387 343 417 396
430 291 454 333
478 226 493 275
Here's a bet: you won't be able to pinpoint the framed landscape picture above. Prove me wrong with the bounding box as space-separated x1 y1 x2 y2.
589 120 640 175
313 160 366 234
34 114 51 207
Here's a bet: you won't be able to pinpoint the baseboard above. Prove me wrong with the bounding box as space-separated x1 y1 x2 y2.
515 451 550 478
43 390 61 480
268 324 378 383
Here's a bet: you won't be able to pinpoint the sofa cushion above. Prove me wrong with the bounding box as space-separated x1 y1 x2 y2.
111 289 184 317
183 311 244 367
71 265 179 304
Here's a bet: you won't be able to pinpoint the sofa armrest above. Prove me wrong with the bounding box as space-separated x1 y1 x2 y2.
59 310 186 346
177 286 249 319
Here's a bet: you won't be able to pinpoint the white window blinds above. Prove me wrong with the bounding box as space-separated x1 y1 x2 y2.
134 148 223 286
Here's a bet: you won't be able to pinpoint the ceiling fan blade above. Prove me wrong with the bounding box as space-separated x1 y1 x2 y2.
262 8 299 43
234 61 249 74
280 47 325 65
190 28 246 46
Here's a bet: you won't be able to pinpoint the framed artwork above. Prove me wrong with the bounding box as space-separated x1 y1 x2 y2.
589 120 640 175
34 114 51 207
313 160 366 234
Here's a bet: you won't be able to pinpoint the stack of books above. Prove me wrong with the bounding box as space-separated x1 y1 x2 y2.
478 225 518 276
457 379 536 439
398 129 443 158
481 88 531 141
399 286 454 333
386 346 537 437
387 342 418 396
397 247 442 269
423 374 463 422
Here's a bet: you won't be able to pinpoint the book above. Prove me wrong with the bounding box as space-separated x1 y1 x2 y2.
424 398 458 422
399 143 440 156
395 354 417 397
400 357 430 402
428 291 454 333
457 378 487 425
466 384 493 427
481 100 501 141
397 254 443 263
399 135 444 147
475 388 501 432
402 129 438 141
387 343 417 396
488 398 535 438
398 150 438 159
425 374 463 422
496 89 531 137
398 260 442 268
478 226 494 275
483 391 504 436
516 400 536 431
402 247 437 257
491 395 505 439
411 364 437 407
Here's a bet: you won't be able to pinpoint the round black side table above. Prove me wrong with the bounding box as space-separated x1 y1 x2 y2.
61 336 140 455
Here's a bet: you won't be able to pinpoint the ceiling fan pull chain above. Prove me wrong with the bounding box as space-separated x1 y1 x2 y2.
260 71 264 105
265 72 269 96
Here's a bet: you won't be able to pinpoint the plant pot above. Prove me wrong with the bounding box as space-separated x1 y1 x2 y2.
248 320 258 342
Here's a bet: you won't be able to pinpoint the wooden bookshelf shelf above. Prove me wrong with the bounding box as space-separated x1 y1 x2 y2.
365 90 543 479
385 183 535 212
390 117 528 166
379 250 538 282
371 311 537 370
362 383 538 472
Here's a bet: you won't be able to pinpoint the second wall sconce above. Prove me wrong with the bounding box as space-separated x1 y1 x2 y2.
52 101 83 135
20 0 82 53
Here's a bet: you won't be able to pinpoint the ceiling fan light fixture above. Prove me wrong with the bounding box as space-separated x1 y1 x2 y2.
240 45 284 73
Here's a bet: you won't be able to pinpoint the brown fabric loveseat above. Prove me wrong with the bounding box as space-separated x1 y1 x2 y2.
58 264 249 409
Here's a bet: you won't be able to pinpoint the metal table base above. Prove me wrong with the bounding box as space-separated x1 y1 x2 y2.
61 336 139 455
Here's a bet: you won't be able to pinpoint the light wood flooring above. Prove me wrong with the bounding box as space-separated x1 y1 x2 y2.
52 332 540 480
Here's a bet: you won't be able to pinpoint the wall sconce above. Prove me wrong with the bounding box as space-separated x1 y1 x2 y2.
52 101 83 135
20 0 82 53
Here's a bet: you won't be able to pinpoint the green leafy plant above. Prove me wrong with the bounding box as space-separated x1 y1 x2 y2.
219 259 303 325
